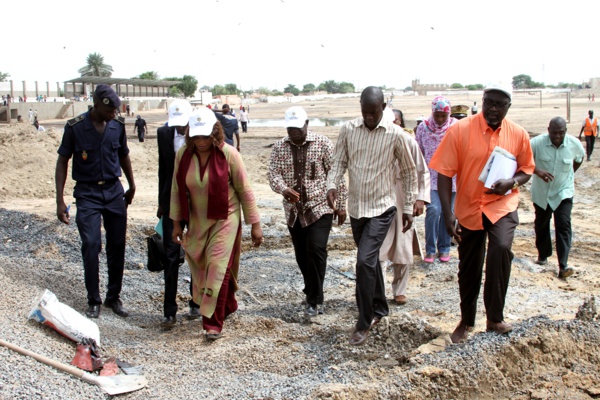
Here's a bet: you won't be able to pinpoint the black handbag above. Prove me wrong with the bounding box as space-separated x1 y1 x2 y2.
146 233 185 272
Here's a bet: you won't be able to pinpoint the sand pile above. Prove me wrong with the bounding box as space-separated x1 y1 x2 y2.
0 123 71 200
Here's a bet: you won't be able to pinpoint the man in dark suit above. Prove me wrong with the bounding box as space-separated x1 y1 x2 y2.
157 99 199 327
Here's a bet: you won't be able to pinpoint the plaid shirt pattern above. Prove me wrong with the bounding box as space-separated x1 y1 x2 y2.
268 131 347 227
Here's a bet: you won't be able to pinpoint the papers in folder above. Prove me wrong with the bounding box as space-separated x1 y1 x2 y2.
478 146 517 195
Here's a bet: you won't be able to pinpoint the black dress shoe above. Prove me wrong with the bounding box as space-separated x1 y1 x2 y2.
103 299 129 317
85 304 101 319
535 258 547 265
160 315 177 328
188 307 201 320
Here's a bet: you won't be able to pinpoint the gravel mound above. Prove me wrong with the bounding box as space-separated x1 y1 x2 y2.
1 207 599 399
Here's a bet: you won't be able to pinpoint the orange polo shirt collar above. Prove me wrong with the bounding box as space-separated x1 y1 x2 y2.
428 113 535 230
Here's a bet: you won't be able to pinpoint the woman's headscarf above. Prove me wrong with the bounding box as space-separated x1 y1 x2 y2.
423 95 456 136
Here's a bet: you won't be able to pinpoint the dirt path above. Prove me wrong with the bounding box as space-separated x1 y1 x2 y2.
0 93 599 399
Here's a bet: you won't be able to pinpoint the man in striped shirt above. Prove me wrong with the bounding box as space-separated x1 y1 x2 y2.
326 86 418 346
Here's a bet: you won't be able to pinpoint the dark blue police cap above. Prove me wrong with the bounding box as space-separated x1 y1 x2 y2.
94 84 121 108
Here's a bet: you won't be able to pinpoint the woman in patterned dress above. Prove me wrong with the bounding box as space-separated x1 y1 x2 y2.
171 108 263 340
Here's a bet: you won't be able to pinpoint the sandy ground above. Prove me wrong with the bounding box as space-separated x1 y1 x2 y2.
0 92 599 399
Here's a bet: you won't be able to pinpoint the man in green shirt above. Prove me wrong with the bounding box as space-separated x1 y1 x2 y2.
530 117 585 279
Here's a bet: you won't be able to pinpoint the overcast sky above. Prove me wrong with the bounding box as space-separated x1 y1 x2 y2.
4 0 598 91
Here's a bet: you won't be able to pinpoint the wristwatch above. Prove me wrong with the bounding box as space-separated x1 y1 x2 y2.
512 179 519 190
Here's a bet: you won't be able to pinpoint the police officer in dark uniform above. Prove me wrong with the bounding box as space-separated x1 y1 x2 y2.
55 84 136 319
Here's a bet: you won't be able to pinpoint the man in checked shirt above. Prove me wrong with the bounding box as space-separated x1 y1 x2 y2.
268 106 347 317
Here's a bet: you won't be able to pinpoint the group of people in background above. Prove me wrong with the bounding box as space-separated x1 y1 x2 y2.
53 83 591 347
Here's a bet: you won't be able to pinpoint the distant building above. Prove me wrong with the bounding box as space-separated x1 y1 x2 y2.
213 94 241 106
412 79 450 96
589 78 600 89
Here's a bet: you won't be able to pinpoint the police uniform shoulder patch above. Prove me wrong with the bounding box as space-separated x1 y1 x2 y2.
67 115 85 127
115 116 126 124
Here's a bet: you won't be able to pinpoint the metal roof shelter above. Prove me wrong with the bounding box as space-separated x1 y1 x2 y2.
63 76 181 98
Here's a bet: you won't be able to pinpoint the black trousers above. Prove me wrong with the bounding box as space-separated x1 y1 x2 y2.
585 135 595 159
241 121 247 133
350 207 396 331
75 181 126 306
288 214 333 306
457 211 518 326
534 198 573 271
162 216 198 317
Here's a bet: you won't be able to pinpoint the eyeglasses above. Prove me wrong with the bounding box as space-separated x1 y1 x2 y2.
483 99 510 110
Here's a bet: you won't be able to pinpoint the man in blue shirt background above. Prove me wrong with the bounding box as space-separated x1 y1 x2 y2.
213 104 240 151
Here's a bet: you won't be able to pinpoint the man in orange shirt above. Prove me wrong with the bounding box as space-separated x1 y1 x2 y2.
578 110 597 161
429 83 535 344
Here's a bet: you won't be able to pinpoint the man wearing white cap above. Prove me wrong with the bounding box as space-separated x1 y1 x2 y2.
268 106 347 316
170 108 263 340
156 99 199 327
429 82 535 343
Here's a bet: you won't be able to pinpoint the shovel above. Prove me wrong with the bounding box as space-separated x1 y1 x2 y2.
0 338 147 395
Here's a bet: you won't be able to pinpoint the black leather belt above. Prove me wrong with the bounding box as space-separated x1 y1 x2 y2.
79 178 118 186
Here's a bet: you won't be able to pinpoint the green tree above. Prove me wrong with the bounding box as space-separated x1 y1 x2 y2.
200 85 212 91
271 89 283 96
164 75 198 98
338 81 355 93
78 52 113 77
257 87 271 95
451 83 464 89
512 74 533 89
555 82 581 89
136 71 160 80
284 84 300 96
512 74 545 89
318 80 338 93
212 85 226 96
466 84 484 90
211 83 239 95
179 75 198 97
0 71 9 82
224 83 239 95
317 80 355 94
302 83 316 93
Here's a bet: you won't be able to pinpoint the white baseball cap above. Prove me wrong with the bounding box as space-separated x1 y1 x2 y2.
383 107 395 124
484 81 513 100
284 106 308 129
188 108 217 137
167 99 192 127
